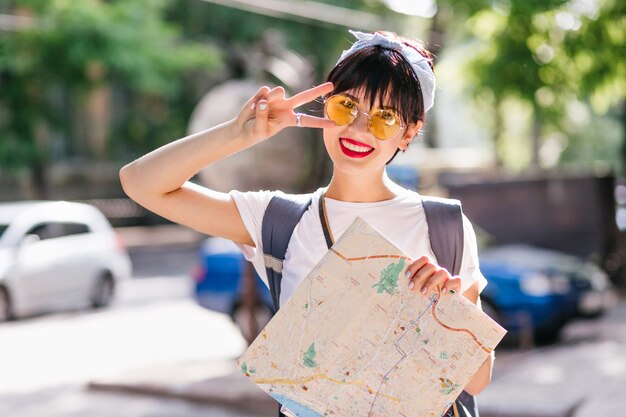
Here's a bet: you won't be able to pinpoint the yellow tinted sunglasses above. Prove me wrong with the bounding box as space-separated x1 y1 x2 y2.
324 94 404 141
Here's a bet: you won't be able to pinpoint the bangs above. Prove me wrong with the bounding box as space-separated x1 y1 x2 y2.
326 46 425 124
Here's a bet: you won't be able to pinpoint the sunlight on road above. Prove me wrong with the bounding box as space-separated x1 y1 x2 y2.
0 297 246 395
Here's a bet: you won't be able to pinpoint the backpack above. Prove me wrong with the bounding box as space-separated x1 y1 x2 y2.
260 192 478 417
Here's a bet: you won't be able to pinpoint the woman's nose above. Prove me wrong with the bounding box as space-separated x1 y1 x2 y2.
349 111 370 136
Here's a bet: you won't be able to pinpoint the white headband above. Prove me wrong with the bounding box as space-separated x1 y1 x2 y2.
336 30 436 113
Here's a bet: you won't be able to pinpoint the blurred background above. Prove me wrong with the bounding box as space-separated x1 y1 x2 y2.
0 0 624 416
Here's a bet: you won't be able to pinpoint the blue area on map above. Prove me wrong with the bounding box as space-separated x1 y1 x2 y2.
270 394 324 417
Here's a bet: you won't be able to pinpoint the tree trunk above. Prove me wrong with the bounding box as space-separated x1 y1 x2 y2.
531 102 541 168
31 121 50 199
492 99 504 168
30 157 49 200
424 12 443 149
621 100 626 176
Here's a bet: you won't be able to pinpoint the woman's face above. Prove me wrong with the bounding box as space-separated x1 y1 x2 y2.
322 89 420 176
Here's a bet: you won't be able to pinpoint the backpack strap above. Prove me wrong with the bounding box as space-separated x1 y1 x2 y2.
421 196 464 276
261 193 313 312
422 196 479 417
261 193 313 417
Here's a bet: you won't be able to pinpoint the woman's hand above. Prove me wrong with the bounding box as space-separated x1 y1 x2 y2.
235 82 337 143
405 256 462 296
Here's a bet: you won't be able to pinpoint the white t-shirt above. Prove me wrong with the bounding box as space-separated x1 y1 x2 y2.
230 187 487 308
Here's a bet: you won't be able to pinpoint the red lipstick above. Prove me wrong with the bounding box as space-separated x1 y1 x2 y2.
338 137 374 159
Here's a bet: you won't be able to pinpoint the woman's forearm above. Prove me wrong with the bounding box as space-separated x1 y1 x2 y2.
119 118 253 196
464 350 494 396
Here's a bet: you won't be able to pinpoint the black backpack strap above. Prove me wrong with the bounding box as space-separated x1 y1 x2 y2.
422 196 479 417
261 193 313 417
422 196 464 276
261 193 313 312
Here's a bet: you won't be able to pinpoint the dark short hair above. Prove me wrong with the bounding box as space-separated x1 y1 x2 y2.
325 33 434 125
325 33 434 164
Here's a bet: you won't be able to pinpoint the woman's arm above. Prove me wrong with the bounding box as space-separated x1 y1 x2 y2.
462 282 495 396
119 83 335 246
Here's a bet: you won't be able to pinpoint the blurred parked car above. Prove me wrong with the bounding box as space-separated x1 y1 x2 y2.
477 231 617 342
192 237 273 342
0 201 132 322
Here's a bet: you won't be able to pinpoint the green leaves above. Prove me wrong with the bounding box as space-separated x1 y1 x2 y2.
0 0 221 176
443 0 625 169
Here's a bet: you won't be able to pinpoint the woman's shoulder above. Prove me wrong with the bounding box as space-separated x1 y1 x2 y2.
386 184 423 206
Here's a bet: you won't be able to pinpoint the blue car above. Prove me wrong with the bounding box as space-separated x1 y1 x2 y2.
193 233 616 345
192 237 274 342
478 243 615 343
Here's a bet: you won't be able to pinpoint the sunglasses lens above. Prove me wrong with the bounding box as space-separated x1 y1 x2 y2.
325 95 357 126
370 110 402 140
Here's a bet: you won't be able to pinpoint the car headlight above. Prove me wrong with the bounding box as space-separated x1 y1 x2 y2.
520 272 571 296
520 273 553 296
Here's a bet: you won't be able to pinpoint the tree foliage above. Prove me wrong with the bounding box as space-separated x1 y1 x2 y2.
0 0 220 178
452 0 625 169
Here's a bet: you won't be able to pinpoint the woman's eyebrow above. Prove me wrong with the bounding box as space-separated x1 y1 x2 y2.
343 92 360 102
343 92 399 112
379 103 400 112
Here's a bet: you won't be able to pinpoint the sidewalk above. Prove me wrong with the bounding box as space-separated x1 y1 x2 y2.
88 298 626 417
88 360 276 416
478 299 626 417
115 224 204 249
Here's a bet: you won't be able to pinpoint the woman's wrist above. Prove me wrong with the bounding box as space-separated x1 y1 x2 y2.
229 115 263 147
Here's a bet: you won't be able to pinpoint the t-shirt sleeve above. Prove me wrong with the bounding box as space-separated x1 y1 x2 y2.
459 214 488 294
229 189 275 287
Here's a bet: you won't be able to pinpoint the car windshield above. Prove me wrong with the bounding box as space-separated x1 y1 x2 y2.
0 224 8 239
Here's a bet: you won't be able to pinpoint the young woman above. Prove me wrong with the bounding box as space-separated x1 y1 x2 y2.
120 30 494 415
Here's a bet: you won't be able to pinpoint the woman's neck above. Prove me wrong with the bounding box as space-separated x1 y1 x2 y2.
324 169 398 202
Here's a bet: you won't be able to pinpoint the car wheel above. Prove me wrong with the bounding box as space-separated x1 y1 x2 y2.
91 275 114 309
232 302 274 344
0 286 13 323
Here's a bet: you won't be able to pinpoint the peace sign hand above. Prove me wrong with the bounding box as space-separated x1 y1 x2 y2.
236 82 337 143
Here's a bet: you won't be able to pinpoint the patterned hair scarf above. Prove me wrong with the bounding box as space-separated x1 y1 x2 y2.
336 30 436 112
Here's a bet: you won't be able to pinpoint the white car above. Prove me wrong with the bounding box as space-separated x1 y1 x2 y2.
0 201 132 322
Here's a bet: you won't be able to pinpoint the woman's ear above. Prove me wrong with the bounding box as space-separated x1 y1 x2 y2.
399 120 423 150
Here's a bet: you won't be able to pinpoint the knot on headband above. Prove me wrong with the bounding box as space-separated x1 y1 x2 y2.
337 30 436 113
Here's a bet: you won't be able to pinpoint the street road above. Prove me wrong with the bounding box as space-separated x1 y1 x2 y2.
0 267 267 417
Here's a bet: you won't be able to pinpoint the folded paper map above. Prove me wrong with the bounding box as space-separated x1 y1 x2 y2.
238 217 506 417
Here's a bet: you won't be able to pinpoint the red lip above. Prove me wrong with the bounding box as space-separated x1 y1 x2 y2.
340 137 373 148
339 138 374 159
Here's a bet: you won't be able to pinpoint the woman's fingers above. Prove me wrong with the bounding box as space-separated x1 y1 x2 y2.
406 255 459 297
288 82 334 108
421 269 450 296
408 262 438 293
238 86 271 128
296 114 337 129
243 86 271 113
405 255 431 286
443 276 462 294
252 99 269 138
265 86 286 102
242 83 336 139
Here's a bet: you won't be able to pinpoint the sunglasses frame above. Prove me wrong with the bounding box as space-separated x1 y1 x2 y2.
323 94 405 141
